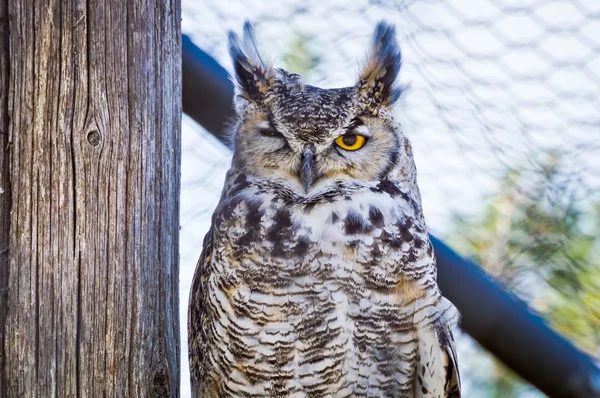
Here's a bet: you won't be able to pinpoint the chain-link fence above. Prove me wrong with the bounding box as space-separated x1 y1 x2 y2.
180 1 600 396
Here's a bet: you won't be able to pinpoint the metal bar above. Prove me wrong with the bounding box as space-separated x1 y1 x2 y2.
181 33 600 398
432 236 600 397
182 34 235 146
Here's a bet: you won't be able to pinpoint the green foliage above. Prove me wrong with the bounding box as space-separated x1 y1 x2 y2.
450 155 600 396
281 33 321 78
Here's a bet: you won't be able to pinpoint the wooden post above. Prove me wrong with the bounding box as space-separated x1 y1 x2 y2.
2 1 181 396
0 0 10 396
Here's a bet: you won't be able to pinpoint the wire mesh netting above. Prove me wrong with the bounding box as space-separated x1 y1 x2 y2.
180 0 600 396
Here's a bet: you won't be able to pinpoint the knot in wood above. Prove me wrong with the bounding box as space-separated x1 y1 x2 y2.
87 130 101 146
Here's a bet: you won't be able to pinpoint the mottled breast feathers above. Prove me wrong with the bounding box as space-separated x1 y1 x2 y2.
188 21 461 398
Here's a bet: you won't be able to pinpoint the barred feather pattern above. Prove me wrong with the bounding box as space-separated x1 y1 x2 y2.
189 172 460 397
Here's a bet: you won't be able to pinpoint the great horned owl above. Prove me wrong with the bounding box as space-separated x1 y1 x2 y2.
188 21 460 398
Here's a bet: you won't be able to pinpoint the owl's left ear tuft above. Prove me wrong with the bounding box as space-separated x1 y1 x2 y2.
357 22 403 108
228 21 275 102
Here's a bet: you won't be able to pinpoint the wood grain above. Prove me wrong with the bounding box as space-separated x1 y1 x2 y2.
2 1 181 396
0 0 10 396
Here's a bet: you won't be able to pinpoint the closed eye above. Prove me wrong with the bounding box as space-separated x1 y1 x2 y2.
259 127 284 138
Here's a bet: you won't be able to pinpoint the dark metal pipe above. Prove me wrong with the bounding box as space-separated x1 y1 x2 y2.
432 235 600 398
181 33 600 398
182 34 235 146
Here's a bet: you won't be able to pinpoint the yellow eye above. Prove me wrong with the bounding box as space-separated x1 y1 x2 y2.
335 134 366 151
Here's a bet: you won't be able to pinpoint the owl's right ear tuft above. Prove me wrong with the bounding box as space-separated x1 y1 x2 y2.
228 22 275 102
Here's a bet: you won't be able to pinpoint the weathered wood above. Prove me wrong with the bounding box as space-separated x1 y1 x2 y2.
0 0 10 396
3 1 181 396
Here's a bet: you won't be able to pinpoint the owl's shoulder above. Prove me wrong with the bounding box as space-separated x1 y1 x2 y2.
187 220 215 389
414 297 461 397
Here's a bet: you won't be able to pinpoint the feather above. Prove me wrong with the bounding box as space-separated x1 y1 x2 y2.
228 21 275 101
357 21 405 107
414 300 461 398
188 222 215 396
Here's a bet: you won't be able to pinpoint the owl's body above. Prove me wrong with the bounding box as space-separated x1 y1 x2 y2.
189 22 460 398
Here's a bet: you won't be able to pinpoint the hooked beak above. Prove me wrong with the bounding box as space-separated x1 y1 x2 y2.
300 144 315 194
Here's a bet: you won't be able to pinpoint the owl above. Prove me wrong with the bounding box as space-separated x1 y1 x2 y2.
188 21 460 398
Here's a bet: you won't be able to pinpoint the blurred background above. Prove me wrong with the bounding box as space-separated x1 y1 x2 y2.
179 0 600 396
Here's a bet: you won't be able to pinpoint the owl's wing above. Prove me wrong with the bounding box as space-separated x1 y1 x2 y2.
188 222 215 394
414 301 461 398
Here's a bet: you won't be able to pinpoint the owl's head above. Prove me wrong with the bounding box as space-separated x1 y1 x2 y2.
228 22 417 199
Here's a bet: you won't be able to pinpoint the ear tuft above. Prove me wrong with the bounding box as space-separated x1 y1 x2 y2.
276 68 304 95
357 22 403 108
228 21 274 101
